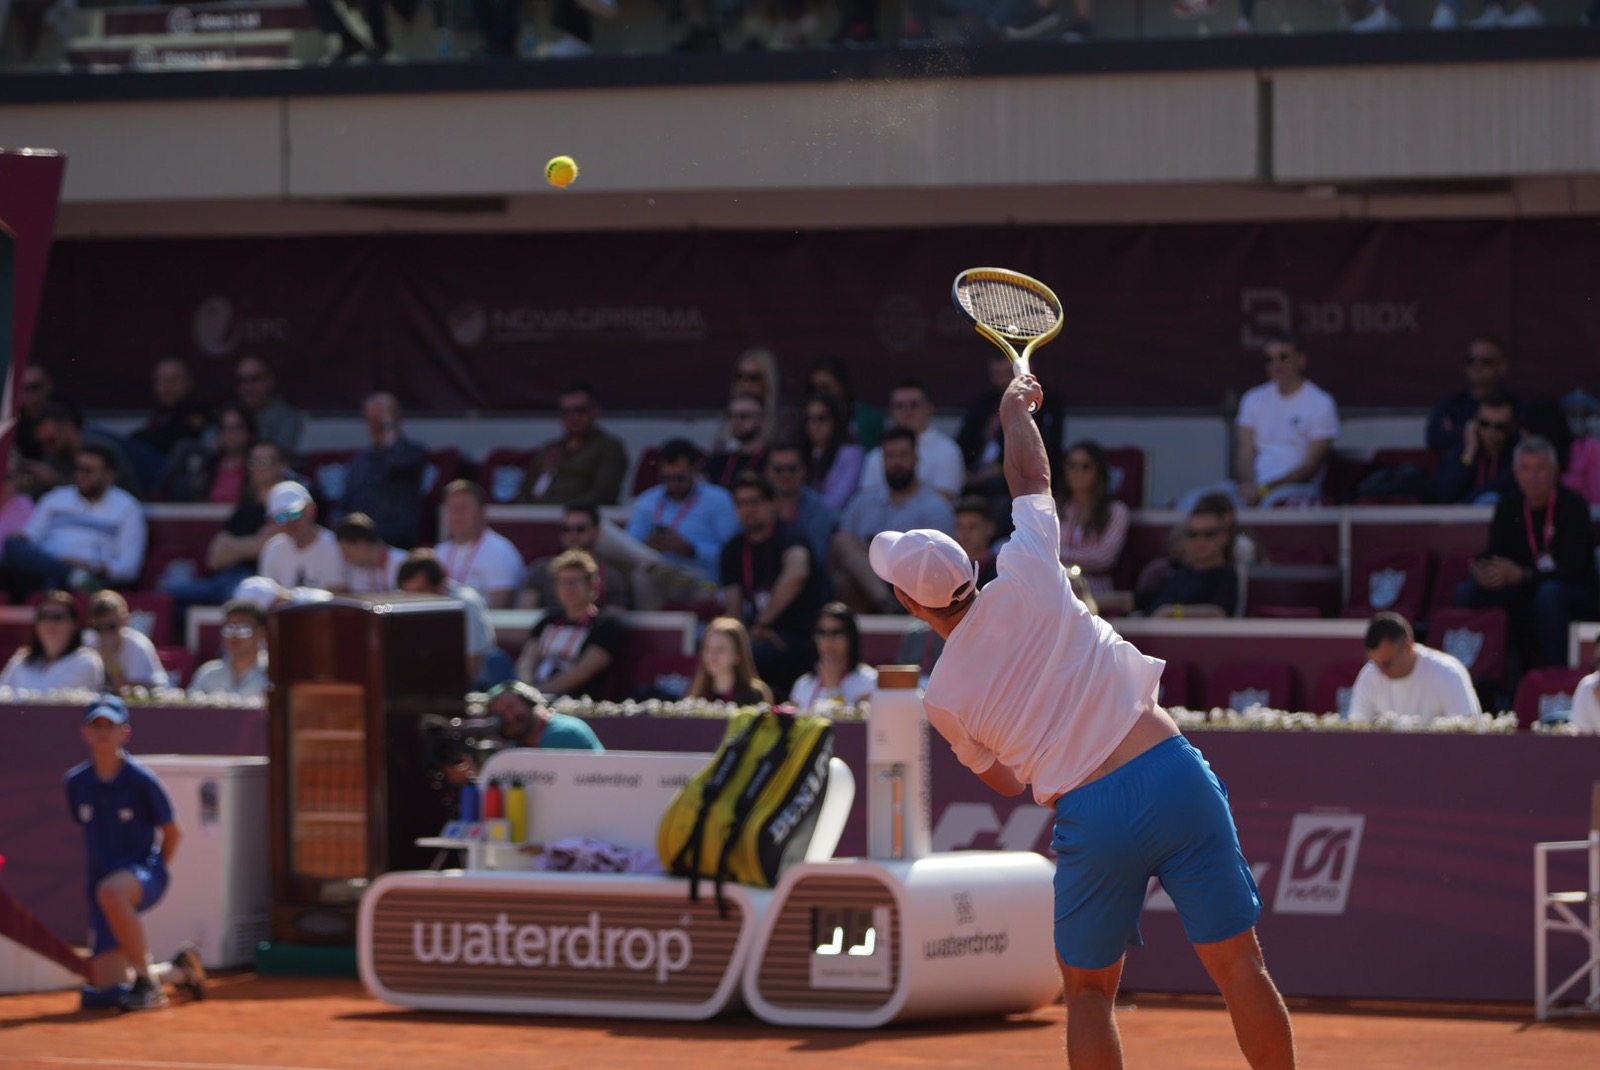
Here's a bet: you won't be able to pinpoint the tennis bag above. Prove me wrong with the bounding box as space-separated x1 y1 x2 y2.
658 709 835 914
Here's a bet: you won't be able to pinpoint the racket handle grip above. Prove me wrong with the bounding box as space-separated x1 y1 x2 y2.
1014 357 1038 413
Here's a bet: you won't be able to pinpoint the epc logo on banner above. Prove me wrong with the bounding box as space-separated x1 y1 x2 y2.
1273 813 1366 915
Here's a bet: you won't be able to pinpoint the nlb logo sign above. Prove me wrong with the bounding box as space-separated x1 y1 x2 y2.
1273 813 1365 915
411 910 690 983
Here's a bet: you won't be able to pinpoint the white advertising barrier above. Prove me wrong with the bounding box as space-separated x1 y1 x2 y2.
743 852 1060 1028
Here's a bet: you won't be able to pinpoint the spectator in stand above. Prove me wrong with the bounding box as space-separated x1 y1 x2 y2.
0 451 36 545
730 347 785 442
801 393 865 512
1134 497 1239 618
722 472 823 698
525 381 629 506
1455 435 1600 668
686 617 774 705
705 394 771 490
1434 389 1520 505
0 591 105 692
623 437 740 607
513 549 623 699
1347 612 1483 725
1427 334 1517 467
1201 491 1259 569
27 404 141 498
957 351 1065 505
14 365 78 465
1570 647 1600 735
1429 0 1546 29
331 513 405 595
3 444 147 599
789 603 877 713
519 502 632 611
831 427 957 614
1560 389 1600 506
954 495 1001 589
337 392 427 549
187 599 269 700
808 355 884 452
1057 440 1130 605
233 356 305 459
397 549 514 690
163 442 302 619
83 592 166 692
487 680 605 752
256 481 344 592
1233 330 1341 507
764 441 838 574
127 357 211 495
860 380 964 502
159 404 257 504
435 479 525 608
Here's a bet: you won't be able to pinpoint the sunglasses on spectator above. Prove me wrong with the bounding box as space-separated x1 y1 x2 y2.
814 628 848 639
727 409 761 420
74 464 102 476
1477 419 1512 432
1465 354 1500 366
768 463 802 475
1185 527 1224 539
36 611 72 623
559 404 591 415
271 508 306 524
1262 351 1295 365
563 524 593 535
248 457 277 469
735 370 764 381
21 380 45 393
92 621 120 633
237 371 269 383
221 624 257 639
1065 461 1094 471
805 412 832 423
891 399 924 409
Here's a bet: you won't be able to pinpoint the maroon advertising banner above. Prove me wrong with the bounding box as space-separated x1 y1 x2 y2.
4 704 1595 1004
30 218 1600 414
0 150 67 437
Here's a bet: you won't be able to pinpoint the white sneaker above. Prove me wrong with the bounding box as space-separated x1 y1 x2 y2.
1430 3 1459 26
1351 4 1401 30
1500 2 1544 25
1470 3 1505 26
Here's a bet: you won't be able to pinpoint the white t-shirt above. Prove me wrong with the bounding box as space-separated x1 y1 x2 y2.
258 528 345 591
0 646 105 692
435 528 525 599
1346 644 1482 726
1570 670 1600 735
790 665 878 713
342 546 407 594
923 494 1164 804
1236 379 1341 486
83 626 167 687
858 428 965 499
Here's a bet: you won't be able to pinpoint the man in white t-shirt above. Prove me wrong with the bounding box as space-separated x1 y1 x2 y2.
255 481 344 591
435 479 525 608
1234 330 1341 506
332 513 406 595
83 590 166 690
1347 613 1483 726
857 380 964 501
869 374 1296 1070
1570 650 1600 735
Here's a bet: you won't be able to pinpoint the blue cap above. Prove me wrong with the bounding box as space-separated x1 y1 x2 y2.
84 695 130 726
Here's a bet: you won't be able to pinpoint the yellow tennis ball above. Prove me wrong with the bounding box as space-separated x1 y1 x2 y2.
546 155 578 188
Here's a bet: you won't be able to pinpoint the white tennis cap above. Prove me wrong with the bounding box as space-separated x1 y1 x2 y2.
869 529 978 609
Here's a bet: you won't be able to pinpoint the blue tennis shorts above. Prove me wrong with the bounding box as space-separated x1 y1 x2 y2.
1051 735 1260 970
88 862 169 957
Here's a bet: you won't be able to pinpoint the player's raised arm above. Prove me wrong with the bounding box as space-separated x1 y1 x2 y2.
1002 376 1051 500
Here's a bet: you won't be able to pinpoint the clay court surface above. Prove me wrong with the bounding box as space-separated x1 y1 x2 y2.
2 977 1597 1070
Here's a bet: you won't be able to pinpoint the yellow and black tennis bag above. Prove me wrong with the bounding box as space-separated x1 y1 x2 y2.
658 709 834 913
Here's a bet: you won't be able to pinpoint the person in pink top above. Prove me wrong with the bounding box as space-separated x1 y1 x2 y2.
0 451 36 543
1057 440 1130 604
869 374 1295 1070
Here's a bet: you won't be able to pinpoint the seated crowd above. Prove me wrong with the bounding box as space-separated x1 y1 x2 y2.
2 336 1597 728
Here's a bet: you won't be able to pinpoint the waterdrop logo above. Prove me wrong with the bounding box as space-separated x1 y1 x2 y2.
167 6 195 34
193 296 289 356
449 301 489 348
1274 813 1365 915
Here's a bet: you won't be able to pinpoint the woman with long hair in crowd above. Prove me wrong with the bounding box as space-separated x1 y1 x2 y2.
687 617 774 705
0 590 105 691
807 354 884 452
731 347 782 442
801 393 865 512
789 602 877 712
161 403 257 503
1057 440 1130 604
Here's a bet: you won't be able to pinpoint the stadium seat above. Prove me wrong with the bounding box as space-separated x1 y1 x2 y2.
1426 607 1508 686
423 447 462 501
1102 446 1145 509
480 448 534 504
121 593 174 647
1430 548 1477 614
631 446 664 498
302 448 358 505
1343 548 1432 624
1158 658 1193 710
1370 446 1438 478
624 652 700 702
1204 660 1295 713
1309 660 1367 718
156 646 195 688
1513 667 1591 731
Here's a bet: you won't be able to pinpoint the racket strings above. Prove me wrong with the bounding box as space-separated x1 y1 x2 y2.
958 279 1060 337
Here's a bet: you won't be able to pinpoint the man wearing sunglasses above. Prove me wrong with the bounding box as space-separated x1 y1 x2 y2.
524 381 628 507
1233 330 1340 508
703 395 770 490
518 501 632 611
83 591 167 691
1434 389 1520 505
3 443 147 598
255 481 344 592
188 599 269 699
1426 334 1518 466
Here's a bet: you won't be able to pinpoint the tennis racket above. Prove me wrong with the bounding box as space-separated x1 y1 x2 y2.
952 267 1064 413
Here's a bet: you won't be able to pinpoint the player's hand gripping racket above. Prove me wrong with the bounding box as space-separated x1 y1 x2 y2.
952 267 1064 413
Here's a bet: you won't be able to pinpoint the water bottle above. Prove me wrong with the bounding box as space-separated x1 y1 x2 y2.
506 778 527 843
459 780 480 823
482 778 504 819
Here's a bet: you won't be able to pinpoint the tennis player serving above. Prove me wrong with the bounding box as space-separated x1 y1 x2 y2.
869 374 1296 1070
